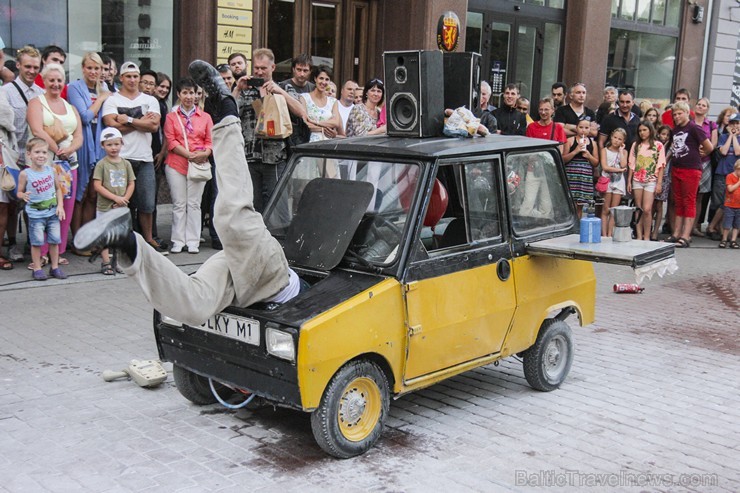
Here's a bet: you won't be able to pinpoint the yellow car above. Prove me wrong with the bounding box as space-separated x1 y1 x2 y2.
154 135 673 458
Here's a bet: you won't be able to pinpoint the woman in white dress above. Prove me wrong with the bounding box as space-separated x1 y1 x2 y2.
300 66 342 141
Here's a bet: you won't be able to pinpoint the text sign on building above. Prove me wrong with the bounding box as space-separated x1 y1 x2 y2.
216 0 253 65
218 0 251 9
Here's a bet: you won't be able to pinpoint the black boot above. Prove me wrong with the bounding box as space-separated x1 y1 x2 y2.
74 208 135 258
189 60 238 123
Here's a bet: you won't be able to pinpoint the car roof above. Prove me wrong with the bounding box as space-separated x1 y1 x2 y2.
296 134 558 160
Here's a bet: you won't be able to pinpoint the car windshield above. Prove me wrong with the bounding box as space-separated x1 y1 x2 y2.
264 156 421 267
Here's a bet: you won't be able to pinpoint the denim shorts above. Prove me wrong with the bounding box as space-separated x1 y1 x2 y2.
723 206 740 229
129 160 156 213
29 214 61 246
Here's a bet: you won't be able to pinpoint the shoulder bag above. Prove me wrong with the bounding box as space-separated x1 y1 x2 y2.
0 137 21 195
39 97 69 144
176 112 211 182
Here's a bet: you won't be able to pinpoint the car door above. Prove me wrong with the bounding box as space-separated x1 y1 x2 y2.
402 158 517 382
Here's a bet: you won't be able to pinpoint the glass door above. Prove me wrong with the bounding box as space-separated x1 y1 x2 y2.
468 10 563 107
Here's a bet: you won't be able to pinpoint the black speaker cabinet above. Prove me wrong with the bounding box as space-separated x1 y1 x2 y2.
383 50 444 138
443 52 481 111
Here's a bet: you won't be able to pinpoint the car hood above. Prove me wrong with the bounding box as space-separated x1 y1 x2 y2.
224 268 388 328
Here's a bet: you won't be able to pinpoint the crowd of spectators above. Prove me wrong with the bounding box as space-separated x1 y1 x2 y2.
1 44 739 277
473 80 737 247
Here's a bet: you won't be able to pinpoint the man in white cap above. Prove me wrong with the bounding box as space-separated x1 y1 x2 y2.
101 61 165 253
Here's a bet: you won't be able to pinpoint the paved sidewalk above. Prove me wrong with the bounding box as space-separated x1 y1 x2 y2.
0 239 738 492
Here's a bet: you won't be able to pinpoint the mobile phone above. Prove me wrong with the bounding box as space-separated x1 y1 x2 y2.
247 77 264 88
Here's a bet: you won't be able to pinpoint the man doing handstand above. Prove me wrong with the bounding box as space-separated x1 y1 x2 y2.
74 60 300 326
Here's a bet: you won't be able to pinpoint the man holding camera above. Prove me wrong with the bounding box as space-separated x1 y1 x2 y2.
231 48 306 212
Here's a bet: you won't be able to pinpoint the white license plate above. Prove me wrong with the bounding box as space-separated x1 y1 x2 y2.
195 313 260 346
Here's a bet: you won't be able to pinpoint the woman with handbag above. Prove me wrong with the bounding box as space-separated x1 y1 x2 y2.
26 63 83 265
67 52 110 246
163 77 213 254
0 92 19 270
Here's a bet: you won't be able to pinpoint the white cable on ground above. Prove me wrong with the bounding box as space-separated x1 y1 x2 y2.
209 378 255 409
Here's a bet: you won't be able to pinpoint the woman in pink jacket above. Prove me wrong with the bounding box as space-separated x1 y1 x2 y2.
163 77 213 254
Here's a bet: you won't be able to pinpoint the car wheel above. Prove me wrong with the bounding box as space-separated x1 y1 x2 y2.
522 319 574 392
173 365 227 405
310 360 390 459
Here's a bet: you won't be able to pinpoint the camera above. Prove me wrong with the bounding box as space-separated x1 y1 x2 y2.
247 77 264 88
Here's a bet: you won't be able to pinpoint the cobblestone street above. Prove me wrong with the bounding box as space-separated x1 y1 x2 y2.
1 235 738 492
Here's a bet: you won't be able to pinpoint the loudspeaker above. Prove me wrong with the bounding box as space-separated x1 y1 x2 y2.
443 52 481 111
383 50 444 137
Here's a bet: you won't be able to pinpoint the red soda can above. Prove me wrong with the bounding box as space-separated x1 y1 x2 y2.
613 283 644 293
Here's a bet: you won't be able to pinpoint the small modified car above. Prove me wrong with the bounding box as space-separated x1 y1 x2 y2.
154 135 673 458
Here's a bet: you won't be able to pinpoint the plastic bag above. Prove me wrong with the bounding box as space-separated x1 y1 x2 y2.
443 107 483 138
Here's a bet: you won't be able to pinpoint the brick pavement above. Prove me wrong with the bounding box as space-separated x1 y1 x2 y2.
0 239 738 492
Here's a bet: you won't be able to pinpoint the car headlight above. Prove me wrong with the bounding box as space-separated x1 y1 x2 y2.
266 327 295 362
160 314 183 328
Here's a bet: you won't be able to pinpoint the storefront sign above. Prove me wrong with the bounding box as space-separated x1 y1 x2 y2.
218 8 252 27
218 25 251 44
436 11 460 52
218 0 252 9
218 43 252 60
216 1 253 65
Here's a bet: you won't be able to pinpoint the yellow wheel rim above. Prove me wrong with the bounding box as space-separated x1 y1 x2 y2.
337 377 381 442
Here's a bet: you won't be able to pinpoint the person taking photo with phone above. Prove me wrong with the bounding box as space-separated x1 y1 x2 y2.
230 48 306 213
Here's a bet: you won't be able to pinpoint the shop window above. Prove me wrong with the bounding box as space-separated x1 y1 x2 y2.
606 28 677 99
310 2 338 70
612 0 681 27
93 0 173 77
540 23 561 101
0 0 173 84
466 12 483 55
268 0 295 82
0 0 67 61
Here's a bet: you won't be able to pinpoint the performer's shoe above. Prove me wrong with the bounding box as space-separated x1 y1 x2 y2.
74 208 132 252
188 60 238 122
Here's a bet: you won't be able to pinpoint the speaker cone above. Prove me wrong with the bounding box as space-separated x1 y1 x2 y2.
394 66 407 84
390 92 418 130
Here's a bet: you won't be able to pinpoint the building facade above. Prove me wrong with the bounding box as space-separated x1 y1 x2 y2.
1 0 736 115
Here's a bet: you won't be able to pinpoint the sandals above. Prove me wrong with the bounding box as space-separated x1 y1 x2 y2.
719 241 727 248
731 241 740 249
58 257 69 265
675 238 690 248
27 256 49 270
664 236 679 243
101 262 116 276
0 256 13 270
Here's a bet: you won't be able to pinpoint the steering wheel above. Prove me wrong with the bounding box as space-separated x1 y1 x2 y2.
369 214 402 237
354 214 403 262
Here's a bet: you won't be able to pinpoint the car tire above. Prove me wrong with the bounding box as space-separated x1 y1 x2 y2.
310 360 390 459
522 319 574 392
173 365 223 405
